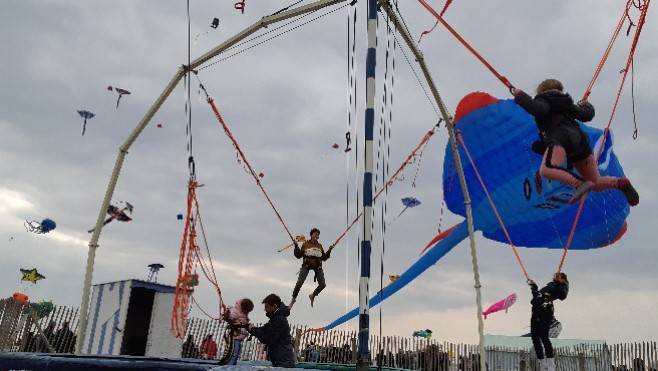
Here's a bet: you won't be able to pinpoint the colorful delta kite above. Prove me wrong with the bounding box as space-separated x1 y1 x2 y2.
88 201 134 233
77 110 95 136
483 292 517 319
20 268 45 285
317 92 632 331
24 218 56 234
108 86 131 108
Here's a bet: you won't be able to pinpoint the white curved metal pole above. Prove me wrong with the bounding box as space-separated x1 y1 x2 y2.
378 0 486 365
75 0 350 355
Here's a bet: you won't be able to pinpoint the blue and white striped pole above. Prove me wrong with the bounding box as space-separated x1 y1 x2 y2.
357 0 377 368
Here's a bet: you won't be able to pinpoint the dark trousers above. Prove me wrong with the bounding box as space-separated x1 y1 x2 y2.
531 316 553 359
292 265 326 299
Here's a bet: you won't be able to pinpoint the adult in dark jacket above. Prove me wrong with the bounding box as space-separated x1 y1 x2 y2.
513 79 638 206
528 272 569 371
248 294 295 368
290 228 333 308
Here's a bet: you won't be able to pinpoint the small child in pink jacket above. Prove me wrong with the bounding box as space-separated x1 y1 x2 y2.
222 298 254 365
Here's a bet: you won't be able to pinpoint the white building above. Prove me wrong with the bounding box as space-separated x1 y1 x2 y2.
81 279 182 357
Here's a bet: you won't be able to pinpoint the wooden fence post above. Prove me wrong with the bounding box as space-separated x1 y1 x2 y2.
578 352 586 371
351 336 357 364
293 328 302 361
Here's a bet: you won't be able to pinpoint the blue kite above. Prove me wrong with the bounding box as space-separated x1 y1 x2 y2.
24 218 56 234
77 110 95 136
316 92 630 331
398 196 421 217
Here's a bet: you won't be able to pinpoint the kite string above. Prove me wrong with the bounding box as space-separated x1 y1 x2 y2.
455 131 530 281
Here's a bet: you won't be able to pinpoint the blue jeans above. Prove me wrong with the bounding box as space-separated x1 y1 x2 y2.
228 339 242 365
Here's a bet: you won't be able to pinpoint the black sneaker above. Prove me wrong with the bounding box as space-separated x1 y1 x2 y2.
619 178 639 206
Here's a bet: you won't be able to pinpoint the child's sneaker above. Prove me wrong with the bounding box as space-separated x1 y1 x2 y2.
619 178 639 206
569 181 593 204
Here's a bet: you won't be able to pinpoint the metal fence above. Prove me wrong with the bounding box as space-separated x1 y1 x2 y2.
1 299 656 370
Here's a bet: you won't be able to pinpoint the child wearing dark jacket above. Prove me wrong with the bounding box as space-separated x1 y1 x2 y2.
514 79 638 206
528 272 569 371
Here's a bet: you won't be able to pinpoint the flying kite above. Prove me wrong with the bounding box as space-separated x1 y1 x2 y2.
398 197 421 216
389 197 421 224
321 143 341 158
12 292 29 305
314 92 631 331
20 268 45 284
88 201 134 233
25 300 54 318
77 110 95 136
195 18 220 44
235 0 246 14
24 218 56 234
482 293 517 319
147 263 164 282
412 329 433 339
108 86 131 108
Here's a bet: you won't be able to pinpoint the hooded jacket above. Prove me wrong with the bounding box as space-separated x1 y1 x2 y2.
248 305 295 368
514 89 595 134
530 280 569 319
226 299 251 341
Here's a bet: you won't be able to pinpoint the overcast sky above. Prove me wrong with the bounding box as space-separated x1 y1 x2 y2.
1 0 656 346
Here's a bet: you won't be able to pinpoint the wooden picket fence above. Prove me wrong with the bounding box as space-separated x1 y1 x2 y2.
1 299 657 370
0 298 79 354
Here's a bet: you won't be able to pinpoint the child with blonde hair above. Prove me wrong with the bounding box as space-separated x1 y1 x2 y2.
514 79 638 206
